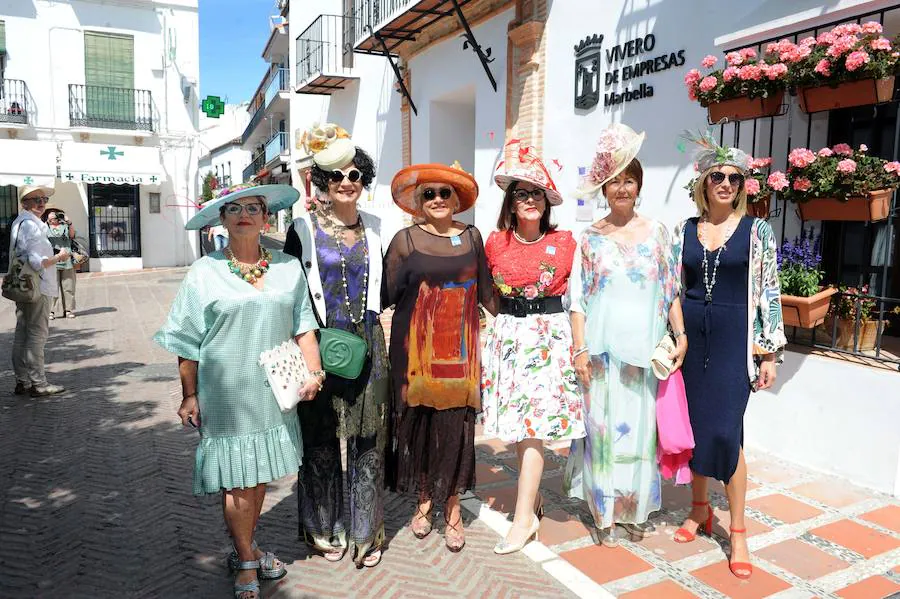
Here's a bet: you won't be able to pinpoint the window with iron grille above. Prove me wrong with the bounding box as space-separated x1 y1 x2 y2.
88 184 141 258
83 31 135 123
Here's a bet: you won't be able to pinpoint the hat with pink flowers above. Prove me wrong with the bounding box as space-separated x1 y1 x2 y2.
494 140 564 205
576 123 646 199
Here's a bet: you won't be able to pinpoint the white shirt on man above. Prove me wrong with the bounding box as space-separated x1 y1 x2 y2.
9 211 59 297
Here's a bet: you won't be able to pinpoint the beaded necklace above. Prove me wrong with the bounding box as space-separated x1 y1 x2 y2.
319 213 369 324
224 246 271 285
513 229 546 245
697 216 739 303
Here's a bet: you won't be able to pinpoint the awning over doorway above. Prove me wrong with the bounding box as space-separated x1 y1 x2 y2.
0 139 57 187
60 141 166 186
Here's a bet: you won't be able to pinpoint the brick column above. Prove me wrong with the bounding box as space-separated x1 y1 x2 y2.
505 0 547 156
399 69 412 168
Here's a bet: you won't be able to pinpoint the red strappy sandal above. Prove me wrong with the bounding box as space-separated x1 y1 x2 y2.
674 501 713 543
728 527 753 579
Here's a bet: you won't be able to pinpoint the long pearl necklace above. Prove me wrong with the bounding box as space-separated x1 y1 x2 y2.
513 229 545 245
322 213 368 324
697 216 739 303
225 246 271 285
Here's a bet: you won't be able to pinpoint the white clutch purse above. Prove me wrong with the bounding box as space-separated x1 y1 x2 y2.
259 340 311 412
650 334 677 380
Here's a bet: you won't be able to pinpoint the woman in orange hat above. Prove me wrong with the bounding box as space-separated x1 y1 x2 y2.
383 163 497 553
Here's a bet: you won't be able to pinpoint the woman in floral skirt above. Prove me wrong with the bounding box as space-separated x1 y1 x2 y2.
481 143 585 554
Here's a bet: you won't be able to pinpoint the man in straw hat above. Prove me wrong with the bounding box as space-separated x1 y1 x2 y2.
8 185 70 397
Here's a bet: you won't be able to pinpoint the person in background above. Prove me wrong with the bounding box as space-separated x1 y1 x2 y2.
43 209 77 319
9 185 68 397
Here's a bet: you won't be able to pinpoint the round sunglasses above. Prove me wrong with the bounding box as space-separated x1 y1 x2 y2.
709 171 745 187
329 169 362 184
513 188 547 202
422 187 454 201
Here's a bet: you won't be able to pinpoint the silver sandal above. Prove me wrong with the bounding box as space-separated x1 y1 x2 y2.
228 541 286 580
233 560 260 599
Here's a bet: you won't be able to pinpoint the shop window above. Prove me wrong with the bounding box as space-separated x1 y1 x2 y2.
0 184 17 272
823 95 898 302
88 183 141 258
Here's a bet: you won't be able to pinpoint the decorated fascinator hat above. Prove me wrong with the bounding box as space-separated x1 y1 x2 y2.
185 181 300 230
680 129 752 174
391 162 479 216
301 122 356 171
494 139 564 205
576 123 646 199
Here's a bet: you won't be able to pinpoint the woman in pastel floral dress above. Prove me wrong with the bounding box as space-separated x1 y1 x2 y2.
564 124 687 547
481 143 585 554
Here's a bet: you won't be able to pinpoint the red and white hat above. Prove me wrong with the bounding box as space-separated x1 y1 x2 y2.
494 140 564 205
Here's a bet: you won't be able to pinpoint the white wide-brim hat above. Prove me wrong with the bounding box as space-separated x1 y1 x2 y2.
185 184 300 230
17 184 55 202
301 123 357 171
576 123 646 199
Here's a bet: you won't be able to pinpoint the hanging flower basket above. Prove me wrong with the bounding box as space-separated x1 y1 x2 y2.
707 91 785 123
746 196 770 219
781 287 837 328
798 76 895 114
798 188 894 222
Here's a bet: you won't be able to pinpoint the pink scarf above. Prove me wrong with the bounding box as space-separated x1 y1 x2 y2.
656 370 694 484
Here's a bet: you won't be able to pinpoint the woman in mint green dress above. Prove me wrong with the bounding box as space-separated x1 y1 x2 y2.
154 183 323 599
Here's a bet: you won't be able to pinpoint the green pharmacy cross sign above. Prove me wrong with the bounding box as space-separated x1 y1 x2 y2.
201 95 225 118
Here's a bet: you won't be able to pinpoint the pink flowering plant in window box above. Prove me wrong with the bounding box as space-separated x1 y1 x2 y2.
783 22 900 89
684 46 790 106
766 144 900 203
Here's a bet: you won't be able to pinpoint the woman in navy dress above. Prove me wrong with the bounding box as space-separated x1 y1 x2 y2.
672 133 786 580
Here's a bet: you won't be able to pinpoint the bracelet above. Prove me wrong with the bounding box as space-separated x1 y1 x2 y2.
671 330 686 339
573 347 589 358
309 370 326 380
183 393 197 400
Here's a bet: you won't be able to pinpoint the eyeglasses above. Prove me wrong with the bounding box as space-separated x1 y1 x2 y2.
28 196 50 204
223 202 265 216
422 187 454 201
513 188 547 203
329 169 362 184
709 171 745 188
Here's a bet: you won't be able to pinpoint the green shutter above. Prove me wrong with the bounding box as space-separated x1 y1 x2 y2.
0 21 6 55
84 32 135 123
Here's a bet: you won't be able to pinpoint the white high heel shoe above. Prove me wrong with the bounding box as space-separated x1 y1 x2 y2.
493 515 541 555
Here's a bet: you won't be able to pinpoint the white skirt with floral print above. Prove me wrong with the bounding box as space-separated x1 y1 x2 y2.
480 312 586 443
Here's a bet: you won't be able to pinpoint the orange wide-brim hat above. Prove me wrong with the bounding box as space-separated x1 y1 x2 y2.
390 163 479 216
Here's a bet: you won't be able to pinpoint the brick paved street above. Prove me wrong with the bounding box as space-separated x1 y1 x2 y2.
2 268 900 598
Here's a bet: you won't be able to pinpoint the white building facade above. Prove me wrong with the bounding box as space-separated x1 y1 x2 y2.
290 0 900 495
199 103 251 189
0 0 200 272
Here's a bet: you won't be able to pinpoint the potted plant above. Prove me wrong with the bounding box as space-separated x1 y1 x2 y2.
684 47 787 123
766 144 900 222
777 228 836 328
782 22 900 113
825 285 889 351
683 156 776 218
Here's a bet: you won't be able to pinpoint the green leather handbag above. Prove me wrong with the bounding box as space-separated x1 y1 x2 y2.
317 327 368 380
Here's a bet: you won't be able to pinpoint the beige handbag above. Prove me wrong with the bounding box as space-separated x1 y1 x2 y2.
259 340 311 412
651 334 677 380
2 228 41 303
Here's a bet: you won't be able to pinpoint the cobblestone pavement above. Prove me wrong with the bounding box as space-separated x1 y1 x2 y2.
3 268 900 598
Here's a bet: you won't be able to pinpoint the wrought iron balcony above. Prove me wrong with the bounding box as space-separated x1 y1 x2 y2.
243 151 266 182
296 15 359 94
0 79 30 125
68 84 154 131
241 68 290 145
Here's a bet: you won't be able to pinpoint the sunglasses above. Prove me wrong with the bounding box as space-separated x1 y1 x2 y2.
422 187 454 201
709 171 745 187
223 202 265 216
513 188 547 203
329 169 362 184
28 196 50 204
